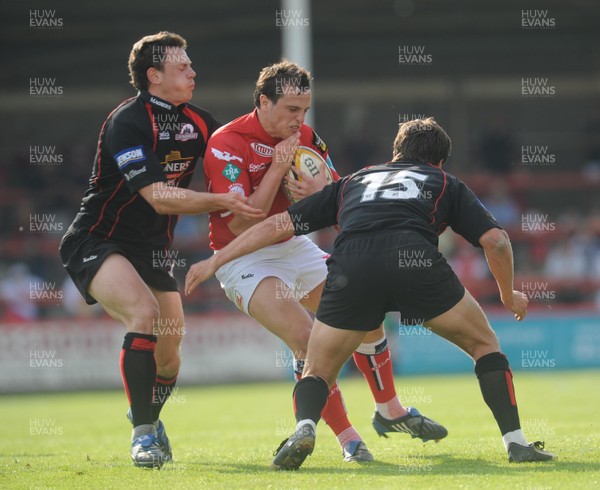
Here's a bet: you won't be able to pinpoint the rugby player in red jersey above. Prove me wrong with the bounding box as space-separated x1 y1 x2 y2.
196 60 447 462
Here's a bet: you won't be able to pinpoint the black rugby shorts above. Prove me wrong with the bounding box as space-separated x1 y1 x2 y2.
59 231 178 305
316 230 465 331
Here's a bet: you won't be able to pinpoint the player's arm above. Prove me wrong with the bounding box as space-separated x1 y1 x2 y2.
185 211 294 294
227 132 300 235
134 112 263 217
185 178 342 294
448 178 527 321
138 183 264 218
479 228 528 321
106 117 263 219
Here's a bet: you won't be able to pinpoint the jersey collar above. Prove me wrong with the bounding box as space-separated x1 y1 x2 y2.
388 160 425 166
139 91 183 113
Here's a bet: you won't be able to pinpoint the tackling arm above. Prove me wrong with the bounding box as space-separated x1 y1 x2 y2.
479 227 528 321
185 211 295 295
138 183 265 219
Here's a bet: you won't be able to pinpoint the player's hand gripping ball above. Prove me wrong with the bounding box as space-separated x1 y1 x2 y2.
282 146 334 203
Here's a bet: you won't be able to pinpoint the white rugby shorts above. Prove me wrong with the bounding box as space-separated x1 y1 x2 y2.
214 235 329 314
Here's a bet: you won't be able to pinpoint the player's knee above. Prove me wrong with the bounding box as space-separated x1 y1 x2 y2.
472 319 500 357
287 327 311 356
462 329 500 360
471 336 500 361
456 296 500 359
302 367 335 386
124 298 160 334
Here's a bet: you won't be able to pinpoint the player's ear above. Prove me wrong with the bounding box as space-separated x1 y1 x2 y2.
147 67 161 87
259 94 271 110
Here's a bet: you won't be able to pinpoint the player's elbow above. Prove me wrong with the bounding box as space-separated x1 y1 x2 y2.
479 227 510 254
138 184 174 215
269 212 296 238
139 195 162 214
143 197 170 215
152 202 171 215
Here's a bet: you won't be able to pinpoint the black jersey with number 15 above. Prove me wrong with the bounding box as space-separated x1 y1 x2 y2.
288 161 501 247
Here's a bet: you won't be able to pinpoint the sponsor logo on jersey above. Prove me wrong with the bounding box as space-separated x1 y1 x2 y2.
161 151 194 181
175 123 198 141
249 163 267 172
149 96 173 111
228 183 245 196
241 273 254 280
159 131 170 141
222 162 241 183
312 131 327 153
115 146 145 169
124 166 147 181
82 254 97 263
211 147 243 163
250 142 273 157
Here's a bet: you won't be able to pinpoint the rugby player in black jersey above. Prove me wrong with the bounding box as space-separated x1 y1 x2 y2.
59 32 262 468
186 117 556 468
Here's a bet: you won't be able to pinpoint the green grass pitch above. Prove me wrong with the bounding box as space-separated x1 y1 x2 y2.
1 370 599 489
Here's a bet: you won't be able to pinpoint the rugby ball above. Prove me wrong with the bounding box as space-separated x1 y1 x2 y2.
282 146 334 203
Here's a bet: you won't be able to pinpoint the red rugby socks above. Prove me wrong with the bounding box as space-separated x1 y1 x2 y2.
353 334 408 419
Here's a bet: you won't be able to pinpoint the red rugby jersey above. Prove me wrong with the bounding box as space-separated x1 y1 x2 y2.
204 108 337 250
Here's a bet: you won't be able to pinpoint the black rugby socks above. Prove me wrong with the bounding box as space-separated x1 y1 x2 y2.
152 374 178 422
120 332 157 427
475 352 521 435
293 376 330 424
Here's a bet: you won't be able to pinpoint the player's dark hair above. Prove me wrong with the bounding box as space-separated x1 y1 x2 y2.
253 59 312 108
392 117 452 165
128 31 187 91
